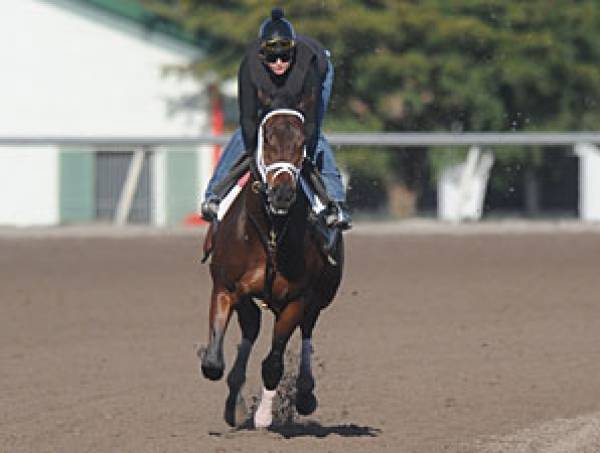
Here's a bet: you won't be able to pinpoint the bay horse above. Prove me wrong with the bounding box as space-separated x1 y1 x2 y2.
198 109 344 428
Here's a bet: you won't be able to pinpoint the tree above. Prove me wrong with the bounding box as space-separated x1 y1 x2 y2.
143 0 600 216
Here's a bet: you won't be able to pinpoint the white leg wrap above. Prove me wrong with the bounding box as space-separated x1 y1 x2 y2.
254 387 276 428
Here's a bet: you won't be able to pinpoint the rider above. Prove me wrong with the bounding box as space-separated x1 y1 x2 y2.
200 7 351 229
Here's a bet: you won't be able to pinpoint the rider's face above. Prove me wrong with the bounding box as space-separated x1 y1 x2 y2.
267 58 291 76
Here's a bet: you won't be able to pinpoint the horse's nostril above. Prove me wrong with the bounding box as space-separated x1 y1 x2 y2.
283 190 294 202
270 184 296 209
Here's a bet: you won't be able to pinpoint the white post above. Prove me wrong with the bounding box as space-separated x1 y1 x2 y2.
114 147 146 225
152 148 166 227
456 146 481 220
574 143 600 222
438 146 494 223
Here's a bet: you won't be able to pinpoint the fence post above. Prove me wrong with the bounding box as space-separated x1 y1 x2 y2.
438 146 494 223
114 147 146 225
574 143 600 221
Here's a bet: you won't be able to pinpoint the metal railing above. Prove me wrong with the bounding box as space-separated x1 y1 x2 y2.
2 132 600 147
2 133 599 225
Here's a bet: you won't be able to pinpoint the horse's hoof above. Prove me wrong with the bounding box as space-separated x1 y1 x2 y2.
296 375 315 394
201 363 224 381
295 392 318 416
198 345 224 381
224 393 248 428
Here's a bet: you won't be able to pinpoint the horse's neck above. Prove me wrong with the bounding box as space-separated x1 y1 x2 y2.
242 175 309 261
275 199 309 280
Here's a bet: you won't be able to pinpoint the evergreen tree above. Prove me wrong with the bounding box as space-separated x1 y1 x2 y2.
143 0 600 215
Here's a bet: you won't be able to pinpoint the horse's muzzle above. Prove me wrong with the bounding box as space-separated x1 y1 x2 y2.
268 184 296 215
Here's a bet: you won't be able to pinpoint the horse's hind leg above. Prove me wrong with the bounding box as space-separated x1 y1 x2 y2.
254 298 306 428
296 303 321 416
224 299 261 427
199 288 237 381
295 242 343 415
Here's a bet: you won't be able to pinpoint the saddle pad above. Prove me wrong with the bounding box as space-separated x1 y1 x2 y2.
217 172 250 221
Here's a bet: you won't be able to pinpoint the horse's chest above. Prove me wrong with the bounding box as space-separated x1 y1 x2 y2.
240 262 306 301
271 273 302 298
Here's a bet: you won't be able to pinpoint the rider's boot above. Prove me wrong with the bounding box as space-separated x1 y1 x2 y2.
324 201 352 230
200 196 220 222
303 160 352 230
200 154 252 222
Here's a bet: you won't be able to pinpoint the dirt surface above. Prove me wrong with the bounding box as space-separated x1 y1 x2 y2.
2 227 600 452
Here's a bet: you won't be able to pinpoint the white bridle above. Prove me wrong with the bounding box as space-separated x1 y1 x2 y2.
256 109 306 184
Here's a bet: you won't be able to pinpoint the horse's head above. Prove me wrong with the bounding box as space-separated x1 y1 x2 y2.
257 109 305 215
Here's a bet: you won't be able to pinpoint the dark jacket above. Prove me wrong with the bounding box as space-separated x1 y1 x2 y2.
237 35 329 159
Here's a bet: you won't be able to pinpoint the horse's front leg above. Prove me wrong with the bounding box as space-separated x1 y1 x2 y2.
199 287 237 381
296 303 321 416
224 299 261 427
254 298 306 428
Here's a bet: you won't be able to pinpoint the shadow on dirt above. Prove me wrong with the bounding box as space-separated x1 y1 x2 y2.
209 421 381 439
269 421 382 439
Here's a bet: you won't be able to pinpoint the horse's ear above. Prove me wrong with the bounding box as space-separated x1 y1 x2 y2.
296 93 315 114
257 89 273 107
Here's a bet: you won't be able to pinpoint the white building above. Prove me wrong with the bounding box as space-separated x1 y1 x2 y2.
0 0 213 226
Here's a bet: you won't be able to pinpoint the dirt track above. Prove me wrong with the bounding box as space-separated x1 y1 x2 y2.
2 227 600 452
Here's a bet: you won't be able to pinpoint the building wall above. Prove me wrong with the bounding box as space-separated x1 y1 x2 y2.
0 147 59 226
0 0 211 226
0 0 207 137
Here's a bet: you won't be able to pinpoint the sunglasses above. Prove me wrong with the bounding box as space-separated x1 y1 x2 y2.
264 51 292 63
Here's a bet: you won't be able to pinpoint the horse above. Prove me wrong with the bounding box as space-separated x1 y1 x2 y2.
198 108 344 429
